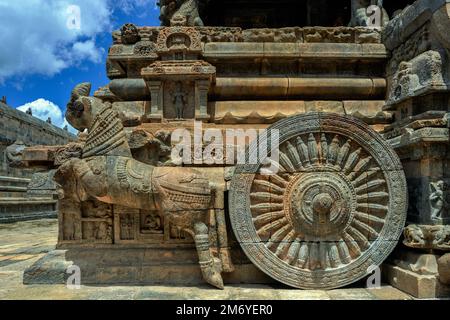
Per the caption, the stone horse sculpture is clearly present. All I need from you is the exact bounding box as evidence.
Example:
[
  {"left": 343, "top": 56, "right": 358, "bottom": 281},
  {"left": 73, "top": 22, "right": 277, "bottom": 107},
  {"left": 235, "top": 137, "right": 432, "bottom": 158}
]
[{"left": 56, "top": 82, "right": 234, "bottom": 289}]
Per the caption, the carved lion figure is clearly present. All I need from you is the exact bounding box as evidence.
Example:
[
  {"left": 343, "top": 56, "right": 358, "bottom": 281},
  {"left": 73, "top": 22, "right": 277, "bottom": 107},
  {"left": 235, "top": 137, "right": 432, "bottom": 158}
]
[
  {"left": 404, "top": 224, "right": 425, "bottom": 246},
  {"left": 159, "top": 0, "right": 204, "bottom": 26}
]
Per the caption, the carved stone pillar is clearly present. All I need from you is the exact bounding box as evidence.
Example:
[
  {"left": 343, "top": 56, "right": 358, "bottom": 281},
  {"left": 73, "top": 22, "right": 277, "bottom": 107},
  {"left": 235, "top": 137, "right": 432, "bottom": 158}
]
[
  {"left": 146, "top": 81, "right": 163, "bottom": 122},
  {"left": 195, "top": 80, "right": 211, "bottom": 121},
  {"left": 382, "top": 0, "right": 450, "bottom": 298},
  {"left": 142, "top": 61, "right": 215, "bottom": 122}
]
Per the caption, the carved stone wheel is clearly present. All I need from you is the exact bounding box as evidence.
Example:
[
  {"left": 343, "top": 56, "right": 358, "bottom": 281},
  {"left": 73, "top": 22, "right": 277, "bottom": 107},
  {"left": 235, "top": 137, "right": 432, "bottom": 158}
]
[{"left": 229, "top": 113, "right": 407, "bottom": 289}]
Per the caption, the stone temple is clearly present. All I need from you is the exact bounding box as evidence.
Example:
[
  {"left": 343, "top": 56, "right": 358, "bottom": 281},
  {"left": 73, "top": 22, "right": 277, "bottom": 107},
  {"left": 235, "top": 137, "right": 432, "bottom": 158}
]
[
  {"left": 0, "top": 99, "right": 76, "bottom": 223},
  {"left": 9, "top": 0, "right": 450, "bottom": 298}
]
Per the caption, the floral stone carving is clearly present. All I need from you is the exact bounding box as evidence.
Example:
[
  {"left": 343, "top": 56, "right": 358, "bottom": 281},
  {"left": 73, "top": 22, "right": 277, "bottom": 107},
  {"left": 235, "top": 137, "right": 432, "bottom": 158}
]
[{"left": 229, "top": 113, "right": 408, "bottom": 289}]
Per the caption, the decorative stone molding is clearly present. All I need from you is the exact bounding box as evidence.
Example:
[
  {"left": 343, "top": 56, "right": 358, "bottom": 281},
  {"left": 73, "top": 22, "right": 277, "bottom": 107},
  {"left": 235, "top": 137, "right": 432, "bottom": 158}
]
[
  {"left": 142, "top": 60, "right": 215, "bottom": 122},
  {"left": 111, "top": 26, "right": 383, "bottom": 47},
  {"left": 404, "top": 224, "right": 450, "bottom": 251},
  {"left": 156, "top": 25, "right": 202, "bottom": 60},
  {"left": 387, "top": 50, "right": 448, "bottom": 105}
]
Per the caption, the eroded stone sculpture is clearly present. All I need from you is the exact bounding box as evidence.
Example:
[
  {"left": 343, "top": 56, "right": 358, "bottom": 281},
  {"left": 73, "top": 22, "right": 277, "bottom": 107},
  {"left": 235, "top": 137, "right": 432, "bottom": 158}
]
[
  {"left": 5, "top": 140, "right": 27, "bottom": 168},
  {"left": 159, "top": 0, "right": 204, "bottom": 26},
  {"left": 55, "top": 82, "right": 234, "bottom": 288},
  {"left": 404, "top": 224, "right": 450, "bottom": 250}
]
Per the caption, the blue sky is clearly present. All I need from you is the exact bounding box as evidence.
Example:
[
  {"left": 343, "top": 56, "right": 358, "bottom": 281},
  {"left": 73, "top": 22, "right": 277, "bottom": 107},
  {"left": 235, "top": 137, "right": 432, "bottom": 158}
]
[{"left": 0, "top": 0, "right": 160, "bottom": 132}]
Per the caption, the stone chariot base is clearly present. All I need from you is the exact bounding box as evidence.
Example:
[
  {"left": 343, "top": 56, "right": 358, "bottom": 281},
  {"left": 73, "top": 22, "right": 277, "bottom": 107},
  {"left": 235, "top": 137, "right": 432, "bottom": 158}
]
[{"left": 23, "top": 246, "right": 273, "bottom": 286}]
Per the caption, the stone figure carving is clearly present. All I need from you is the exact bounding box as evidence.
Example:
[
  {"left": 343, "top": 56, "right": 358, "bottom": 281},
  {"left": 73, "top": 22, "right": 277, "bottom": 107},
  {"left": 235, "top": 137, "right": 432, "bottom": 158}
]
[
  {"left": 349, "top": 0, "right": 389, "bottom": 27},
  {"left": 120, "top": 214, "right": 134, "bottom": 240},
  {"left": 55, "top": 142, "right": 84, "bottom": 166},
  {"left": 433, "top": 225, "right": 450, "bottom": 246},
  {"left": 173, "top": 82, "right": 187, "bottom": 119},
  {"left": 63, "top": 212, "right": 80, "bottom": 241},
  {"left": 404, "top": 224, "right": 426, "bottom": 246},
  {"left": 56, "top": 82, "right": 233, "bottom": 289},
  {"left": 159, "top": 0, "right": 204, "bottom": 26},
  {"left": 142, "top": 212, "right": 162, "bottom": 233},
  {"left": 5, "top": 140, "right": 26, "bottom": 168},
  {"left": 129, "top": 129, "right": 172, "bottom": 166},
  {"left": 388, "top": 51, "right": 445, "bottom": 104},
  {"left": 430, "top": 181, "right": 447, "bottom": 220},
  {"left": 120, "top": 23, "right": 140, "bottom": 44},
  {"left": 404, "top": 224, "right": 450, "bottom": 250}
]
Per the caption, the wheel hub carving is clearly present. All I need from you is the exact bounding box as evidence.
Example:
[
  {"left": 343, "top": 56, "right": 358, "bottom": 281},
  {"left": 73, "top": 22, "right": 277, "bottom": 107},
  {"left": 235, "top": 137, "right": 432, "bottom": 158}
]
[
  {"left": 229, "top": 113, "right": 407, "bottom": 289},
  {"left": 285, "top": 170, "right": 356, "bottom": 240}
]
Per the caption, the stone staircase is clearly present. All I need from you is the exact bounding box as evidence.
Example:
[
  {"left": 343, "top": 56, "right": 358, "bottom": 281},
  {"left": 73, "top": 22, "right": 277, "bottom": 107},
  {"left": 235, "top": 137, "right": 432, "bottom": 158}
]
[{"left": 0, "top": 175, "right": 57, "bottom": 223}]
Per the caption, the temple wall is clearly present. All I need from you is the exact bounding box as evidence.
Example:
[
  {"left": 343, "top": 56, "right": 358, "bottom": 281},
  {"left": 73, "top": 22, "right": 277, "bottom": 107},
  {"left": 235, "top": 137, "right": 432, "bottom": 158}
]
[{"left": 0, "top": 101, "right": 76, "bottom": 177}]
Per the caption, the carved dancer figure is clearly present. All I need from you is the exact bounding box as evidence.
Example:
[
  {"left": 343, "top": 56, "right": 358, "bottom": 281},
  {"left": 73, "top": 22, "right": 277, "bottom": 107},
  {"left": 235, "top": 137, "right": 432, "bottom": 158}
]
[
  {"left": 55, "top": 83, "right": 233, "bottom": 289},
  {"left": 430, "top": 181, "right": 447, "bottom": 219},
  {"left": 173, "top": 82, "right": 186, "bottom": 119},
  {"left": 349, "top": 0, "right": 389, "bottom": 27}
]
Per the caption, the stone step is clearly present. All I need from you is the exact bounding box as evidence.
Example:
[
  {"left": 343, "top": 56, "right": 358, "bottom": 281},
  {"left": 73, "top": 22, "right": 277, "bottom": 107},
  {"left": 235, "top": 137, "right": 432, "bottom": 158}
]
[
  {"left": 0, "top": 185, "right": 28, "bottom": 192},
  {"left": 0, "top": 192, "right": 28, "bottom": 199},
  {"left": 0, "top": 197, "right": 56, "bottom": 204},
  {"left": 0, "top": 176, "right": 30, "bottom": 188},
  {"left": 0, "top": 197, "right": 58, "bottom": 223},
  {"left": 0, "top": 176, "right": 30, "bottom": 197},
  {"left": 24, "top": 249, "right": 273, "bottom": 286}
]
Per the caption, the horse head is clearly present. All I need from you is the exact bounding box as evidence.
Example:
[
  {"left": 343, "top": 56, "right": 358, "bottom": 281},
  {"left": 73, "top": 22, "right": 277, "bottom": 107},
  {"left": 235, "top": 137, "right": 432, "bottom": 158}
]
[{"left": 66, "top": 82, "right": 105, "bottom": 132}]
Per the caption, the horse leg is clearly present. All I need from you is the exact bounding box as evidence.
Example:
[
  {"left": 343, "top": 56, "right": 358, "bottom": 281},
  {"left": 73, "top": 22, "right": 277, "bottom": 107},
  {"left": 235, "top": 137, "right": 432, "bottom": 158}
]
[
  {"left": 215, "top": 208, "right": 235, "bottom": 273},
  {"left": 189, "top": 221, "right": 224, "bottom": 289},
  {"left": 211, "top": 185, "right": 234, "bottom": 273}
]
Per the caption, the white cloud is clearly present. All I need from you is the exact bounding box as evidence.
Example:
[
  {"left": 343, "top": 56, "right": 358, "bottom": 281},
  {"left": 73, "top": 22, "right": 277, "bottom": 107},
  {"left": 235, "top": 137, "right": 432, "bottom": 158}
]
[
  {"left": 0, "top": 0, "right": 160, "bottom": 83},
  {"left": 0, "top": 0, "right": 112, "bottom": 83},
  {"left": 71, "top": 40, "right": 104, "bottom": 64},
  {"left": 115, "top": 0, "right": 158, "bottom": 14},
  {"left": 17, "top": 99, "right": 77, "bottom": 134}
]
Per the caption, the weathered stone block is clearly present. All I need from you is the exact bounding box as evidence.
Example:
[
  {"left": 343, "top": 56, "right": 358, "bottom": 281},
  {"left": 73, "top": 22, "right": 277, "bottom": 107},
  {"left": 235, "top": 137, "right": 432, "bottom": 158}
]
[{"left": 438, "top": 254, "right": 450, "bottom": 284}]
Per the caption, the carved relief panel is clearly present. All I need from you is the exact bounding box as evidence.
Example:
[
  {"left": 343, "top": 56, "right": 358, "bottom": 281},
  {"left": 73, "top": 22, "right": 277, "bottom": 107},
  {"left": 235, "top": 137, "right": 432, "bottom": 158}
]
[
  {"left": 113, "top": 205, "right": 192, "bottom": 244},
  {"left": 80, "top": 200, "right": 113, "bottom": 243},
  {"left": 163, "top": 80, "right": 195, "bottom": 119},
  {"left": 60, "top": 199, "right": 113, "bottom": 245}
]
